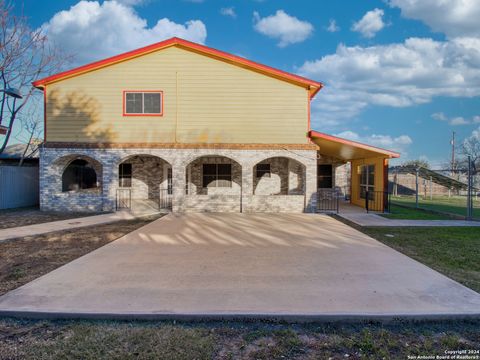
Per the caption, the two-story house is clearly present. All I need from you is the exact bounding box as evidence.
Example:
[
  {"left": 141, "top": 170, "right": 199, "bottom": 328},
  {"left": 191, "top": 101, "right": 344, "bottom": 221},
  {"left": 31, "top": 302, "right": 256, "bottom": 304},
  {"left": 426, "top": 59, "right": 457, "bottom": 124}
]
[{"left": 33, "top": 38, "right": 399, "bottom": 214}]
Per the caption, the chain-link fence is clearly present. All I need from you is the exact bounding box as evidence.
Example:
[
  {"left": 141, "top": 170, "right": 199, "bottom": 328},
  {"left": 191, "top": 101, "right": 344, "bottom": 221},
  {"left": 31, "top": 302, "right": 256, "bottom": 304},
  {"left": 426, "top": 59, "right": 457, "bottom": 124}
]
[{"left": 389, "top": 161, "right": 479, "bottom": 220}]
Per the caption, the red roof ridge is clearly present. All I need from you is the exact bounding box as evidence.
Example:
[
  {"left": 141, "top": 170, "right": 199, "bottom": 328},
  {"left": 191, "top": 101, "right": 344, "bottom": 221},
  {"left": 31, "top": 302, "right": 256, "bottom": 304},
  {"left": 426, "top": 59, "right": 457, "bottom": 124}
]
[{"left": 33, "top": 37, "right": 323, "bottom": 97}]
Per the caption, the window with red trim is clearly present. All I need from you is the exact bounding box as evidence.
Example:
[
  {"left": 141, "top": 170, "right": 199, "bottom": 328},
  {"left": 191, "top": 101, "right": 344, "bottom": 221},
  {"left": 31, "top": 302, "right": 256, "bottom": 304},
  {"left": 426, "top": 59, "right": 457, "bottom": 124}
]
[{"left": 124, "top": 91, "right": 163, "bottom": 115}]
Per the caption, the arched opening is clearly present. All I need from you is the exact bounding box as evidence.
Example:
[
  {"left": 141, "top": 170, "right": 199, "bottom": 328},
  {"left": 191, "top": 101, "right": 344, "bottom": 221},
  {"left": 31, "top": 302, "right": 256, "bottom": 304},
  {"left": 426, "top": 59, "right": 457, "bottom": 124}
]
[
  {"left": 184, "top": 155, "right": 242, "bottom": 212},
  {"left": 62, "top": 159, "right": 99, "bottom": 192},
  {"left": 253, "top": 157, "right": 305, "bottom": 195},
  {"left": 117, "top": 154, "right": 172, "bottom": 212},
  {"left": 47, "top": 154, "right": 104, "bottom": 212},
  {"left": 186, "top": 155, "right": 242, "bottom": 195}
]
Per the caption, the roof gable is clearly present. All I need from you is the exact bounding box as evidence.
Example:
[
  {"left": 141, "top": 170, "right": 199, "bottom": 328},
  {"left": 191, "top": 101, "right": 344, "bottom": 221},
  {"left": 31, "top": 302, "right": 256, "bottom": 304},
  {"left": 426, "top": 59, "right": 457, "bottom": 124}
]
[{"left": 33, "top": 37, "right": 322, "bottom": 98}]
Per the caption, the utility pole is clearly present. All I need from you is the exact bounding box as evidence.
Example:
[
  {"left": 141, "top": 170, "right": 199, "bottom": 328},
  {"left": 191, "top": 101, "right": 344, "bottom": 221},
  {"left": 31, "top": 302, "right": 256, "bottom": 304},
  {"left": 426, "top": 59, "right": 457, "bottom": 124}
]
[{"left": 450, "top": 131, "right": 456, "bottom": 178}]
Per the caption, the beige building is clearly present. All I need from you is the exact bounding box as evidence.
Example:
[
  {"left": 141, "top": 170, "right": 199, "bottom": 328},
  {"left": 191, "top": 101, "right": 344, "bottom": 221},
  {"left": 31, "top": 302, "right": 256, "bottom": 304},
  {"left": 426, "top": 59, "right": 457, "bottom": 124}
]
[{"left": 34, "top": 38, "right": 399, "bottom": 213}]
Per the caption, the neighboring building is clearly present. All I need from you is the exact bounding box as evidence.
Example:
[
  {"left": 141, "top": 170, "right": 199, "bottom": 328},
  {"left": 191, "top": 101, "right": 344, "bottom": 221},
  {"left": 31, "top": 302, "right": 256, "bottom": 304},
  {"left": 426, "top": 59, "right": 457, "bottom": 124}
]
[
  {"left": 0, "top": 143, "right": 39, "bottom": 166},
  {"left": 0, "top": 144, "right": 39, "bottom": 209},
  {"left": 32, "top": 37, "right": 398, "bottom": 213}
]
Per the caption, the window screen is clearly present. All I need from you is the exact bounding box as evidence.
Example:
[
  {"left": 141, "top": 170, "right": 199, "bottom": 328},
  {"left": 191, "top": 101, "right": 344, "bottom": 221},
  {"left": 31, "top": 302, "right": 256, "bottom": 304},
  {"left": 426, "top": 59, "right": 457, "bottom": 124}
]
[
  {"left": 317, "top": 164, "right": 333, "bottom": 188},
  {"left": 359, "top": 164, "right": 375, "bottom": 199},
  {"left": 62, "top": 159, "right": 98, "bottom": 192},
  {"left": 143, "top": 93, "right": 161, "bottom": 113},
  {"left": 125, "top": 92, "right": 162, "bottom": 114},
  {"left": 202, "top": 164, "right": 232, "bottom": 188}
]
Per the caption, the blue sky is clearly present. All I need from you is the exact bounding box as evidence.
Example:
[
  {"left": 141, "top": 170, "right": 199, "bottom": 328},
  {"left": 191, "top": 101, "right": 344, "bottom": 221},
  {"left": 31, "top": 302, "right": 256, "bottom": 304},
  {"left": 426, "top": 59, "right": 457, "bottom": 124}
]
[{"left": 14, "top": 0, "right": 480, "bottom": 165}]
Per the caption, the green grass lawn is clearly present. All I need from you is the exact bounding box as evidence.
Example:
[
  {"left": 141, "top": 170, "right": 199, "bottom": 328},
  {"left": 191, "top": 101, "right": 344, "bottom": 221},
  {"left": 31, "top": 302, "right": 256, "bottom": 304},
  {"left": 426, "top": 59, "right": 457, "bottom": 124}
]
[
  {"left": 362, "top": 226, "right": 480, "bottom": 293},
  {"left": 380, "top": 204, "right": 454, "bottom": 220},
  {"left": 391, "top": 195, "right": 480, "bottom": 219}
]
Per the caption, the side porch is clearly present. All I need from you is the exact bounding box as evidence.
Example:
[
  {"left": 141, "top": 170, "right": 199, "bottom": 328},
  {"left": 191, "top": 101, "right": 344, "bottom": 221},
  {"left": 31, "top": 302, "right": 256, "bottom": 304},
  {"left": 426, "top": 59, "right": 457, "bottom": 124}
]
[{"left": 310, "top": 130, "right": 400, "bottom": 213}]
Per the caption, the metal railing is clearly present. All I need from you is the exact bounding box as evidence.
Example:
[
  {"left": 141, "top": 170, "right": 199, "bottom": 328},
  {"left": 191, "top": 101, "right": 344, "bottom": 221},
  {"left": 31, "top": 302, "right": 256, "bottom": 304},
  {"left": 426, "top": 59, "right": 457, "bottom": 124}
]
[
  {"left": 159, "top": 188, "right": 173, "bottom": 211},
  {"left": 365, "top": 191, "right": 390, "bottom": 213},
  {"left": 317, "top": 189, "right": 339, "bottom": 213},
  {"left": 116, "top": 188, "right": 131, "bottom": 210}
]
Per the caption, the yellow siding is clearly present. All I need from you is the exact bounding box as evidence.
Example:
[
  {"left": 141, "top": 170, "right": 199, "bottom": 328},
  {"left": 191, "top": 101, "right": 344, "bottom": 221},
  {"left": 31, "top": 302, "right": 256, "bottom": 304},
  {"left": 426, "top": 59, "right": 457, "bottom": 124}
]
[
  {"left": 350, "top": 157, "right": 387, "bottom": 208},
  {"left": 46, "top": 46, "right": 309, "bottom": 144}
]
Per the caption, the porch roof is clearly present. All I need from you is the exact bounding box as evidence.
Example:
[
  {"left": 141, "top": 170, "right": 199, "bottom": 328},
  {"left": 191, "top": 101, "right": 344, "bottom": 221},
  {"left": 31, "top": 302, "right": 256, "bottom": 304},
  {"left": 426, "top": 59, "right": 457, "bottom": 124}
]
[{"left": 309, "top": 130, "right": 400, "bottom": 161}]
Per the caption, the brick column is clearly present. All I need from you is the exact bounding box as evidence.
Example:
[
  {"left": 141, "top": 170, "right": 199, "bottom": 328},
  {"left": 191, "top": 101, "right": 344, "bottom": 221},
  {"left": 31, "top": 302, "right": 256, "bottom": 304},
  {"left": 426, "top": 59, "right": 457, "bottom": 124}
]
[
  {"left": 172, "top": 163, "right": 186, "bottom": 212},
  {"left": 241, "top": 162, "right": 253, "bottom": 212},
  {"left": 305, "top": 156, "right": 318, "bottom": 213},
  {"left": 102, "top": 154, "right": 117, "bottom": 212}
]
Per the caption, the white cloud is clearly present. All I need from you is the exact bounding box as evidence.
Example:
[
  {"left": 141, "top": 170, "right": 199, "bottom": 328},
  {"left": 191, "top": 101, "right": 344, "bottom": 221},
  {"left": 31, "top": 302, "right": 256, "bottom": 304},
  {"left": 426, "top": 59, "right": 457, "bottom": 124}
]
[
  {"left": 326, "top": 19, "right": 340, "bottom": 33},
  {"left": 41, "top": 0, "right": 207, "bottom": 65},
  {"left": 253, "top": 10, "right": 313, "bottom": 47},
  {"left": 220, "top": 7, "right": 236, "bottom": 18},
  {"left": 432, "top": 113, "right": 480, "bottom": 126},
  {"left": 389, "top": 0, "right": 480, "bottom": 38},
  {"left": 299, "top": 37, "right": 480, "bottom": 126},
  {"left": 450, "top": 117, "right": 469, "bottom": 126},
  {"left": 432, "top": 112, "right": 447, "bottom": 121},
  {"left": 335, "top": 130, "right": 412, "bottom": 153},
  {"left": 351, "top": 8, "right": 385, "bottom": 38}
]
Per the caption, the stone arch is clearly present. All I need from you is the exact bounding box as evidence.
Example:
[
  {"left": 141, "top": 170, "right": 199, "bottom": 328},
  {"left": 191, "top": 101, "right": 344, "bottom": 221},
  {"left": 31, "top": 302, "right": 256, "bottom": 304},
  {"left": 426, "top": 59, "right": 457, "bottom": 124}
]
[
  {"left": 185, "top": 154, "right": 242, "bottom": 195},
  {"left": 252, "top": 156, "right": 306, "bottom": 195},
  {"left": 52, "top": 154, "right": 103, "bottom": 194},
  {"left": 117, "top": 154, "right": 172, "bottom": 202}
]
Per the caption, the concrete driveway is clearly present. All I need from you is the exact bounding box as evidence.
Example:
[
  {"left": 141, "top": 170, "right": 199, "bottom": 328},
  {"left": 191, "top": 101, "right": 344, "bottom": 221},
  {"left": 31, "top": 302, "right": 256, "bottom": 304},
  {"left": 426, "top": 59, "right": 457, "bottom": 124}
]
[{"left": 0, "top": 213, "right": 479, "bottom": 320}]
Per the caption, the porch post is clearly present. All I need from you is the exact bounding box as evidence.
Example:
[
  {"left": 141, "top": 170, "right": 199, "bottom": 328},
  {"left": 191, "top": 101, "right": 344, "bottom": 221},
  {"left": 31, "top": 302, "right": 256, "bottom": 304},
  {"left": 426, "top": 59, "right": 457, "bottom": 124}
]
[
  {"left": 172, "top": 163, "right": 186, "bottom": 212},
  {"left": 102, "top": 158, "right": 117, "bottom": 212},
  {"left": 305, "top": 158, "right": 317, "bottom": 213},
  {"left": 241, "top": 162, "right": 253, "bottom": 212}
]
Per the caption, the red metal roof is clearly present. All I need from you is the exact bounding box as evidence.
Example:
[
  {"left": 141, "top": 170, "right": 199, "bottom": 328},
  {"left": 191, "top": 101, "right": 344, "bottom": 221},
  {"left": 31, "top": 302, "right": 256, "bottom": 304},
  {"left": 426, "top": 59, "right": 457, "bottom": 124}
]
[{"left": 33, "top": 37, "right": 323, "bottom": 97}]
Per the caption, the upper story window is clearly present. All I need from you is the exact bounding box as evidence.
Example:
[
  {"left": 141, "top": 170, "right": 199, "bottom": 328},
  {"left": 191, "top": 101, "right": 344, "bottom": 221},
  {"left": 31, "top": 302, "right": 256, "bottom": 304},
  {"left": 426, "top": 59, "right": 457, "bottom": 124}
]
[{"left": 123, "top": 91, "right": 163, "bottom": 116}]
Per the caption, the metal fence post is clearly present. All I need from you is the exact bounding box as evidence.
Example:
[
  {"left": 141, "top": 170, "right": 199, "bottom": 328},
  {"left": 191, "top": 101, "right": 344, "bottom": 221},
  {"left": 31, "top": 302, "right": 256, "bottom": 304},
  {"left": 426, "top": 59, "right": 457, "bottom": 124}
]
[
  {"left": 415, "top": 168, "right": 419, "bottom": 208},
  {"left": 365, "top": 191, "right": 369, "bottom": 213},
  {"left": 467, "top": 156, "right": 472, "bottom": 220}
]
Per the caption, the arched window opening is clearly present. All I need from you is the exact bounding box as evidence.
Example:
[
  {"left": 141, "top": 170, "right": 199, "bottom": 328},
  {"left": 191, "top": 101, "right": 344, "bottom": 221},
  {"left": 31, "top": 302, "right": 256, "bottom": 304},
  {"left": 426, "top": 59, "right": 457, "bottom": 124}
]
[{"left": 62, "top": 159, "right": 98, "bottom": 192}]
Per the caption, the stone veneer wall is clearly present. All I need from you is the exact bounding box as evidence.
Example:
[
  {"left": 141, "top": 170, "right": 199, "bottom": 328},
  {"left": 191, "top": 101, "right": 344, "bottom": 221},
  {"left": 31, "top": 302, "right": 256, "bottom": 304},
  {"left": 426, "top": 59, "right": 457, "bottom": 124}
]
[
  {"left": 120, "top": 155, "right": 168, "bottom": 200},
  {"left": 39, "top": 147, "right": 318, "bottom": 213}
]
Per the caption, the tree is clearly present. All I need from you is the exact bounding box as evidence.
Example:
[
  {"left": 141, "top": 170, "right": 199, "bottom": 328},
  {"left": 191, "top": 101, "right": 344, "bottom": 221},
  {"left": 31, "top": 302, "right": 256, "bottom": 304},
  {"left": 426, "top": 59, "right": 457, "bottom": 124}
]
[
  {"left": 401, "top": 159, "right": 430, "bottom": 169},
  {"left": 14, "top": 95, "right": 42, "bottom": 166},
  {"left": 460, "top": 129, "right": 480, "bottom": 175},
  {"left": 0, "top": 1, "right": 68, "bottom": 155}
]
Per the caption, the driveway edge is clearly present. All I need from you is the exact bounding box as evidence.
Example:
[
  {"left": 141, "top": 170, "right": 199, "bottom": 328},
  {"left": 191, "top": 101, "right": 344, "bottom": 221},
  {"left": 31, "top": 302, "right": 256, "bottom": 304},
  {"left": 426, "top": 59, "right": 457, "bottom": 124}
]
[{"left": 1, "top": 310, "right": 479, "bottom": 324}]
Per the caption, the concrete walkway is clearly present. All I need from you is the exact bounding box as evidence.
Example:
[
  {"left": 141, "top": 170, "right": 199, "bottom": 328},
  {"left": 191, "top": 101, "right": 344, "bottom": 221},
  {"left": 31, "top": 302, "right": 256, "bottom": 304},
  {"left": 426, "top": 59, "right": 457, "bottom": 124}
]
[
  {"left": 0, "top": 211, "right": 142, "bottom": 242},
  {"left": 0, "top": 213, "right": 479, "bottom": 321},
  {"left": 338, "top": 212, "right": 480, "bottom": 227}
]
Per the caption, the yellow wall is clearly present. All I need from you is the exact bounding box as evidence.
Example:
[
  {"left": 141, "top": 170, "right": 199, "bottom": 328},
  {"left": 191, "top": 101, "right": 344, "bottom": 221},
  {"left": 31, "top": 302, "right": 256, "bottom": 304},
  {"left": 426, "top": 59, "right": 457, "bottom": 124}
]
[
  {"left": 46, "top": 46, "right": 309, "bottom": 144},
  {"left": 350, "top": 157, "right": 387, "bottom": 209}
]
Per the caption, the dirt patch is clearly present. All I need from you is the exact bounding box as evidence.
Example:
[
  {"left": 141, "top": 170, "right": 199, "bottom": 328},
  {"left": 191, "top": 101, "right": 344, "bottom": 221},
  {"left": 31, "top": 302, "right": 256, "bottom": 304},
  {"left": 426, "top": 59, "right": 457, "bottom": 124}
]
[
  {"left": 0, "top": 215, "right": 162, "bottom": 296},
  {"left": 0, "top": 207, "right": 104, "bottom": 230}
]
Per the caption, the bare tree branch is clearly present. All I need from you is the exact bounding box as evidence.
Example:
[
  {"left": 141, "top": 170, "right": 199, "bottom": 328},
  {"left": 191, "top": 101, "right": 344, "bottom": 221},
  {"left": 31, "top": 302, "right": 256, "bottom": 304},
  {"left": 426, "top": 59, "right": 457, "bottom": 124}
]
[{"left": 0, "top": 0, "right": 70, "bottom": 156}]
